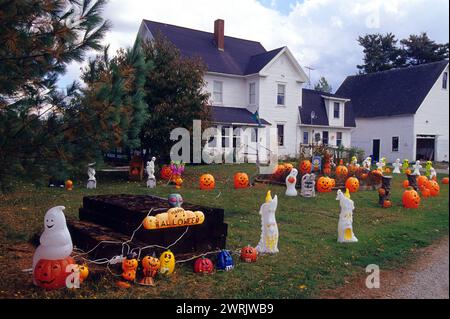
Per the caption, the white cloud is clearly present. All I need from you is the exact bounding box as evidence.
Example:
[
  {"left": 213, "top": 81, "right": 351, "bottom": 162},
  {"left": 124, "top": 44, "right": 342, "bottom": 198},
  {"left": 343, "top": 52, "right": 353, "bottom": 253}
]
[{"left": 58, "top": 0, "right": 449, "bottom": 91}]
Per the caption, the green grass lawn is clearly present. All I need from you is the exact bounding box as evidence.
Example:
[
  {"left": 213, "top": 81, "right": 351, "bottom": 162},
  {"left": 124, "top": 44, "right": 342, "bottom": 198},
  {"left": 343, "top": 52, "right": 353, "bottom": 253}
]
[{"left": 0, "top": 164, "right": 448, "bottom": 299}]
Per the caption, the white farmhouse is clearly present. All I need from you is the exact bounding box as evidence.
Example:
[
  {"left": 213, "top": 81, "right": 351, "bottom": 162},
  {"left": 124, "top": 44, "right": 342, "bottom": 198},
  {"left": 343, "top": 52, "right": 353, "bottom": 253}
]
[
  {"left": 337, "top": 61, "right": 449, "bottom": 163},
  {"left": 137, "top": 19, "right": 355, "bottom": 161}
]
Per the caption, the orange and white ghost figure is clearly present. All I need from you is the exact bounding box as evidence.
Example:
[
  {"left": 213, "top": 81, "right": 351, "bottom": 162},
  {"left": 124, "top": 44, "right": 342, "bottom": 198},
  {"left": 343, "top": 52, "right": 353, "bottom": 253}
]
[
  {"left": 336, "top": 189, "right": 358, "bottom": 243},
  {"left": 256, "top": 191, "right": 279, "bottom": 254}
]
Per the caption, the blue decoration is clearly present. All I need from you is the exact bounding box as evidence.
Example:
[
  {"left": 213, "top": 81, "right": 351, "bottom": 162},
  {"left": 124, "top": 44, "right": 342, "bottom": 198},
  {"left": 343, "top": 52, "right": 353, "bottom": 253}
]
[
  {"left": 216, "top": 250, "right": 234, "bottom": 271},
  {"left": 168, "top": 193, "right": 183, "bottom": 208},
  {"left": 311, "top": 156, "right": 322, "bottom": 173}
]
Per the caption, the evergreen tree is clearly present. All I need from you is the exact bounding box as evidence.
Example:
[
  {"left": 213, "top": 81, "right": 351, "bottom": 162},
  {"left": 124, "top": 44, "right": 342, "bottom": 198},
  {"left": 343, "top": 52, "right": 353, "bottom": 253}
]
[
  {"left": 140, "top": 35, "right": 211, "bottom": 162},
  {"left": 314, "top": 76, "right": 332, "bottom": 93},
  {"left": 400, "top": 32, "right": 449, "bottom": 66}
]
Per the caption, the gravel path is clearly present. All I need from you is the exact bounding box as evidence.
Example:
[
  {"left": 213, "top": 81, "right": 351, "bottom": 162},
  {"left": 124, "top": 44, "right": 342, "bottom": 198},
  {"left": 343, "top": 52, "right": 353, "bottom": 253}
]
[{"left": 321, "top": 236, "right": 449, "bottom": 299}]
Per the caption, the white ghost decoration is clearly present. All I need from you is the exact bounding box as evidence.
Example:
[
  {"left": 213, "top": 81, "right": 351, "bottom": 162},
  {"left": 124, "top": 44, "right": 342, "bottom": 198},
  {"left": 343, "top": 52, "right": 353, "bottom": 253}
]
[
  {"left": 146, "top": 157, "right": 156, "bottom": 188},
  {"left": 32, "top": 206, "right": 73, "bottom": 271},
  {"left": 430, "top": 167, "right": 437, "bottom": 180},
  {"left": 392, "top": 158, "right": 401, "bottom": 174},
  {"left": 413, "top": 160, "right": 422, "bottom": 175},
  {"left": 285, "top": 168, "right": 298, "bottom": 196},
  {"left": 336, "top": 189, "right": 358, "bottom": 243},
  {"left": 256, "top": 191, "right": 279, "bottom": 254},
  {"left": 87, "top": 163, "right": 97, "bottom": 189}
]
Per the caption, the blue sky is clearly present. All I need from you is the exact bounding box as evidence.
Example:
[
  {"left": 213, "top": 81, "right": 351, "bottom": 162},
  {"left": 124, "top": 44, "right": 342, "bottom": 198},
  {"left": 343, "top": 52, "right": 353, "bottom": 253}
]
[{"left": 58, "top": 0, "right": 449, "bottom": 92}]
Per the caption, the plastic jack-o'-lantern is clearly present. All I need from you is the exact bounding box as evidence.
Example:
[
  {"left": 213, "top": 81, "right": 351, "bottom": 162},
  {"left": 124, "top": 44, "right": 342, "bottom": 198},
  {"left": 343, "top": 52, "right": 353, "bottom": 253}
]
[
  {"left": 160, "top": 165, "right": 173, "bottom": 180},
  {"left": 199, "top": 174, "right": 215, "bottom": 190},
  {"left": 193, "top": 257, "right": 214, "bottom": 274},
  {"left": 442, "top": 177, "right": 449, "bottom": 184},
  {"left": 345, "top": 177, "right": 360, "bottom": 193},
  {"left": 402, "top": 188, "right": 421, "bottom": 209},
  {"left": 216, "top": 250, "right": 234, "bottom": 271},
  {"left": 34, "top": 256, "right": 75, "bottom": 290},
  {"left": 284, "top": 163, "right": 294, "bottom": 172},
  {"left": 273, "top": 164, "right": 286, "bottom": 179},
  {"left": 402, "top": 180, "right": 410, "bottom": 189},
  {"left": 122, "top": 269, "right": 136, "bottom": 282},
  {"left": 426, "top": 180, "right": 440, "bottom": 197},
  {"left": 421, "top": 188, "right": 431, "bottom": 199},
  {"left": 336, "top": 164, "right": 348, "bottom": 178},
  {"left": 65, "top": 180, "right": 73, "bottom": 191},
  {"left": 382, "top": 200, "right": 392, "bottom": 208},
  {"left": 234, "top": 172, "right": 249, "bottom": 189},
  {"left": 417, "top": 176, "right": 428, "bottom": 188},
  {"left": 142, "top": 255, "right": 160, "bottom": 278},
  {"left": 316, "top": 176, "right": 333, "bottom": 193},
  {"left": 240, "top": 245, "right": 258, "bottom": 263},
  {"left": 299, "top": 160, "right": 312, "bottom": 175},
  {"left": 378, "top": 188, "right": 386, "bottom": 196},
  {"left": 143, "top": 216, "right": 157, "bottom": 230},
  {"left": 159, "top": 250, "right": 175, "bottom": 275},
  {"left": 122, "top": 254, "right": 138, "bottom": 272}
]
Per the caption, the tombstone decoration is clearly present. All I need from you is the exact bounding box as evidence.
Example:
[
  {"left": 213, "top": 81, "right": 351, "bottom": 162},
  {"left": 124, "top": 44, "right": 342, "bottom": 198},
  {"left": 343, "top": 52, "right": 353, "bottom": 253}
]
[
  {"left": 86, "top": 163, "right": 97, "bottom": 189},
  {"left": 285, "top": 168, "right": 298, "bottom": 196},
  {"left": 336, "top": 189, "right": 358, "bottom": 243},
  {"left": 412, "top": 160, "right": 422, "bottom": 176},
  {"left": 378, "top": 176, "right": 392, "bottom": 208},
  {"left": 300, "top": 173, "right": 316, "bottom": 198},
  {"left": 146, "top": 157, "right": 156, "bottom": 188},
  {"left": 392, "top": 158, "right": 402, "bottom": 174},
  {"left": 407, "top": 174, "right": 419, "bottom": 191},
  {"left": 168, "top": 193, "right": 183, "bottom": 208},
  {"left": 311, "top": 156, "right": 322, "bottom": 174}
]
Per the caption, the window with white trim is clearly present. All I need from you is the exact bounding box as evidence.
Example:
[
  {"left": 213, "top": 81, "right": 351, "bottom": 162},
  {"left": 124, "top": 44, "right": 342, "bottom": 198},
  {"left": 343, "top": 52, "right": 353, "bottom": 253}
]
[
  {"left": 336, "top": 132, "right": 343, "bottom": 146},
  {"left": 277, "top": 84, "right": 285, "bottom": 106},
  {"left": 333, "top": 102, "right": 340, "bottom": 118},
  {"left": 392, "top": 136, "right": 399, "bottom": 152},
  {"left": 222, "top": 126, "right": 231, "bottom": 148},
  {"left": 277, "top": 124, "right": 284, "bottom": 146},
  {"left": 249, "top": 82, "right": 256, "bottom": 105},
  {"left": 213, "top": 81, "right": 223, "bottom": 103}
]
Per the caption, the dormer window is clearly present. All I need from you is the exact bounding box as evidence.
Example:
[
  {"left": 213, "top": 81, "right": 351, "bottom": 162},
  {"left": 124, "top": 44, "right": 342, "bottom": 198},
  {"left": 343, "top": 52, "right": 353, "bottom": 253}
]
[
  {"left": 213, "top": 81, "right": 223, "bottom": 103},
  {"left": 333, "top": 102, "right": 340, "bottom": 118},
  {"left": 443, "top": 72, "right": 448, "bottom": 90}
]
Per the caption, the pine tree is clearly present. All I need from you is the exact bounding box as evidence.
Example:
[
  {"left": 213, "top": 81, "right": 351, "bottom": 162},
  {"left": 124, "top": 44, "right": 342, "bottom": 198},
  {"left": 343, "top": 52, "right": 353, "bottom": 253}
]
[
  {"left": 314, "top": 76, "right": 332, "bottom": 93},
  {"left": 400, "top": 32, "right": 449, "bottom": 66}
]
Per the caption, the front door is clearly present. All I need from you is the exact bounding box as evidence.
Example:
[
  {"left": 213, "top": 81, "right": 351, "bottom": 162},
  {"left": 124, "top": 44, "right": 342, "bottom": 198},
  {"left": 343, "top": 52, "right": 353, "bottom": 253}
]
[{"left": 372, "top": 139, "right": 380, "bottom": 162}]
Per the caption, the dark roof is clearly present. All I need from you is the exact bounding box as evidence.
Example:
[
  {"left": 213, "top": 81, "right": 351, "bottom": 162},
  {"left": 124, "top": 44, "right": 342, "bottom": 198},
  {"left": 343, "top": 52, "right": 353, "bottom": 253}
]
[
  {"left": 143, "top": 20, "right": 282, "bottom": 76},
  {"left": 300, "top": 89, "right": 356, "bottom": 127},
  {"left": 336, "top": 60, "right": 449, "bottom": 118},
  {"left": 211, "top": 106, "right": 270, "bottom": 126}
]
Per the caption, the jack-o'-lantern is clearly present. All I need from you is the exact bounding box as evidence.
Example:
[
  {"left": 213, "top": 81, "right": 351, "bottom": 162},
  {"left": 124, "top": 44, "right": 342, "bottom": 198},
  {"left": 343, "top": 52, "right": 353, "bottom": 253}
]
[
  {"left": 384, "top": 167, "right": 391, "bottom": 174},
  {"left": 159, "top": 250, "right": 175, "bottom": 275},
  {"left": 284, "top": 163, "right": 294, "bottom": 172},
  {"left": 403, "top": 180, "right": 409, "bottom": 189},
  {"left": 442, "top": 177, "right": 449, "bottom": 184},
  {"left": 172, "top": 209, "right": 187, "bottom": 226},
  {"left": 240, "top": 245, "right": 258, "bottom": 263},
  {"left": 122, "top": 269, "right": 136, "bottom": 282},
  {"left": 34, "top": 257, "right": 75, "bottom": 290},
  {"left": 330, "top": 178, "right": 336, "bottom": 188},
  {"left": 199, "top": 174, "right": 215, "bottom": 190},
  {"left": 378, "top": 188, "right": 386, "bottom": 196},
  {"left": 142, "top": 255, "right": 160, "bottom": 277},
  {"left": 345, "top": 177, "right": 359, "bottom": 193},
  {"left": 402, "top": 188, "right": 421, "bottom": 209},
  {"left": 143, "top": 216, "right": 157, "bottom": 230},
  {"left": 421, "top": 188, "right": 431, "bottom": 199},
  {"left": 234, "top": 172, "right": 249, "bottom": 189},
  {"left": 316, "top": 176, "right": 333, "bottom": 193},
  {"left": 74, "top": 264, "right": 89, "bottom": 282},
  {"left": 426, "top": 180, "right": 440, "bottom": 197},
  {"left": 160, "top": 165, "right": 172, "bottom": 180},
  {"left": 405, "top": 169, "right": 412, "bottom": 175},
  {"left": 65, "top": 180, "right": 73, "bottom": 191},
  {"left": 193, "top": 257, "right": 214, "bottom": 274},
  {"left": 155, "top": 213, "right": 168, "bottom": 228},
  {"left": 299, "top": 160, "right": 312, "bottom": 175},
  {"left": 336, "top": 165, "right": 348, "bottom": 178},
  {"left": 122, "top": 255, "right": 138, "bottom": 271},
  {"left": 184, "top": 210, "right": 196, "bottom": 224},
  {"left": 194, "top": 211, "right": 205, "bottom": 224},
  {"left": 167, "top": 207, "right": 184, "bottom": 225},
  {"left": 383, "top": 200, "right": 392, "bottom": 208},
  {"left": 417, "top": 176, "right": 428, "bottom": 188},
  {"left": 273, "top": 164, "right": 286, "bottom": 179},
  {"left": 360, "top": 173, "right": 368, "bottom": 180}
]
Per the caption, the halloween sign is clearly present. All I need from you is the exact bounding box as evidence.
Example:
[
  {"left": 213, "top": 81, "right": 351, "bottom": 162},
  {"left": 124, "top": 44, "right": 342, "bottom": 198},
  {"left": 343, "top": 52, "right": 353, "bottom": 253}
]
[{"left": 143, "top": 208, "right": 205, "bottom": 230}]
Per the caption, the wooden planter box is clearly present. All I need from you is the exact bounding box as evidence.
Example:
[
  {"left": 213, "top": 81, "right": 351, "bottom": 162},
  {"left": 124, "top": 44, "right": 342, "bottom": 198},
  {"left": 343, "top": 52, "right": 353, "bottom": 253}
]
[{"left": 69, "top": 194, "right": 227, "bottom": 258}]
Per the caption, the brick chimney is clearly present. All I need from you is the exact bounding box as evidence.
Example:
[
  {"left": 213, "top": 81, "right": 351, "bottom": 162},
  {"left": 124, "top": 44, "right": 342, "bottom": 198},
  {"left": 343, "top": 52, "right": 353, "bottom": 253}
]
[{"left": 214, "top": 19, "right": 225, "bottom": 51}]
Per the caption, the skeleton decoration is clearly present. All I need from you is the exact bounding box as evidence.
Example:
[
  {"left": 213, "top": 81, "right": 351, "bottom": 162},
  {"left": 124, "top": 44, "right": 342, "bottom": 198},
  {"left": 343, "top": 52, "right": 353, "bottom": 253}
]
[
  {"left": 86, "top": 162, "right": 97, "bottom": 189},
  {"left": 412, "top": 160, "right": 422, "bottom": 175},
  {"left": 300, "top": 173, "right": 316, "bottom": 198},
  {"left": 392, "top": 158, "right": 402, "bottom": 174},
  {"left": 256, "top": 191, "right": 279, "bottom": 254},
  {"left": 146, "top": 157, "right": 156, "bottom": 188},
  {"left": 336, "top": 189, "right": 358, "bottom": 243}
]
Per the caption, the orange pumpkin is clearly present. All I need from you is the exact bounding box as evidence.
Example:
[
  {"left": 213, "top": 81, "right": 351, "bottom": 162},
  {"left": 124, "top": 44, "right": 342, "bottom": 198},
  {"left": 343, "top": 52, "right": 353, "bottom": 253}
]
[
  {"left": 402, "top": 188, "right": 421, "bottom": 209},
  {"left": 199, "top": 174, "right": 215, "bottom": 190},
  {"left": 336, "top": 165, "right": 348, "bottom": 177},
  {"left": 442, "top": 177, "right": 449, "bottom": 184},
  {"left": 360, "top": 173, "right": 368, "bottom": 180},
  {"left": 317, "top": 176, "right": 333, "bottom": 193},
  {"left": 122, "top": 269, "right": 136, "bottom": 282},
  {"left": 378, "top": 188, "right": 386, "bottom": 196},
  {"left": 383, "top": 200, "right": 392, "bottom": 208},
  {"left": 330, "top": 178, "right": 336, "bottom": 188},
  {"left": 234, "top": 172, "right": 249, "bottom": 189},
  {"left": 240, "top": 245, "right": 258, "bottom": 263},
  {"left": 323, "top": 167, "right": 331, "bottom": 176},
  {"left": 426, "top": 180, "right": 440, "bottom": 197},
  {"left": 299, "top": 160, "right": 312, "bottom": 175},
  {"left": 384, "top": 167, "right": 391, "bottom": 174},
  {"left": 160, "top": 165, "right": 172, "bottom": 180},
  {"left": 345, "top": 177, "right": 359, "bottom": 193},
  {"left": 421, "top": 188, "right": 431, "bottom": 199},
  {"left": 405, "top": 169, "right": 412, "bottom": 175},
  {"left": 65, "top": 180, "right": 73, "bottom": 191},
  {"left": 417, "top": 176, "right": 428, "bottom": 188},
  {"left": 284, "top": 163, "right": 294, "bottom": 172},
  {"left": 34, "top": 257, "right": 75, "bottom": 290},
  {"left": 402, "top": 180, "right": 409, "bottom": 189},
  {"left": 273, "top": 164, "right": 286, "bottom": 178},
  {"left": 142, "top": 255, "right": 160, "bottom": 278},
  {"left": 122, "top": 256, "right": 138, "bottom": 272}
]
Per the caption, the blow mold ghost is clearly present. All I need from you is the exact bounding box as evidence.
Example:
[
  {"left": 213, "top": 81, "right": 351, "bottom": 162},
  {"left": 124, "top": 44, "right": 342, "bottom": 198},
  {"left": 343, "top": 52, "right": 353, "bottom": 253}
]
[{"left": 32, "top": 206, "right": 73, "bottom": 276}]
